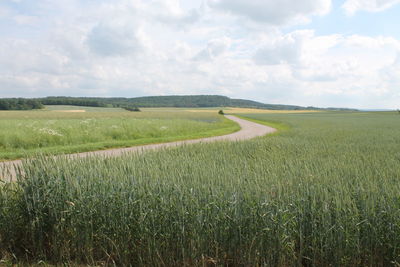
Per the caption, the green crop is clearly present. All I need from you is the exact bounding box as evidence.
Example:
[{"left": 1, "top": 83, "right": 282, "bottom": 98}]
[{"left": 1, "top": 111, "right": 400, "bottom": 266}]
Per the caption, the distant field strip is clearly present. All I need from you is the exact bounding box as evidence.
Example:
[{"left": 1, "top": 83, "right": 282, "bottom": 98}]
[
  {"left": 0, "top": 115, "right": 276, "bottom": 181},
  {"left": 53, "top": 110, "right": 86, "bottom": 113},
  {"left": 187, "top": 107, "right": 322, "bottom": 113}
]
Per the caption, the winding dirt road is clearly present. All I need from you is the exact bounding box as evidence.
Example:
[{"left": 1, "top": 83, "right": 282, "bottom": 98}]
[{"left": 0, "top": 115, "right": 276, "bottom": 181}]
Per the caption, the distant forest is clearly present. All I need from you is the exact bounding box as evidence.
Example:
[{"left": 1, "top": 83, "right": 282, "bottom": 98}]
[
  {"left": 0, "top": 95, "right": 357, "bottom": 111},
  {"left": 41, "top": 97, "right": 108, "bottom": 108},
  {"left": 0, "top": 98, "right": 43, "bottom": 110}
]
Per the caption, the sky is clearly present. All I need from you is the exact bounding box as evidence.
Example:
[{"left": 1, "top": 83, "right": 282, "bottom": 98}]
[{"left": 0, "top": 0, "right": 400, "bottom": 109}]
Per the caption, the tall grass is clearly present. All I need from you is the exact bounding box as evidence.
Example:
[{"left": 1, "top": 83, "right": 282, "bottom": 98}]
[
  {"left": 0, "top": 108, "right": 237, "bottom": 160},
  {"left": 1, "top": 111, "right": 400, "bottom": 265}
]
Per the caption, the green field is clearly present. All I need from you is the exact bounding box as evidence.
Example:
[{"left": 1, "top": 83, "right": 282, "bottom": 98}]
[
  {"left": 0, "top": 106, "right": 239, "bottom": 160},
  {"left": 1, "top": 111, "right": 400, "bottom": 266}
]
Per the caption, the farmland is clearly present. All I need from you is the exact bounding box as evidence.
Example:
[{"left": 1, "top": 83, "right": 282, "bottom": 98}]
[
  {"left": 0, "top": 106, "right": 238, "bottom": 160},
  {"left": 1, "top": 110, "right": 400, "bottom": 266}
]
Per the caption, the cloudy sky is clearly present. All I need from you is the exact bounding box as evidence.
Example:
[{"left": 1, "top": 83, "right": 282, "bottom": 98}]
[{"left": 0, "top": 0, "right": 399, "bottom": 108}]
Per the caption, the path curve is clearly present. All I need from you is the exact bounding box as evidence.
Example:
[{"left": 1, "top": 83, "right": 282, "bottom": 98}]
[{"left": 0, "top": 115, "right": 276, "bottom": 181}]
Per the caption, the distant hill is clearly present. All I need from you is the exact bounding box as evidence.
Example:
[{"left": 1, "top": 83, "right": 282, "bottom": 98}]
[
  {"left": 39, "top": 95, "right": 357, "bottom": 111},
  {"left": 0, "top": 95, "right": 357, "bottom": 111}
]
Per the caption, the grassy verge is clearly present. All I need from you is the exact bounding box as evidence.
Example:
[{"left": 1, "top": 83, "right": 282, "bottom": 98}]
[
  {"left": 0, "top": 110, "right": 239, "bottom": 161},
  {"left": 0, "top": 119, "right": 239, "bottom": 161}
]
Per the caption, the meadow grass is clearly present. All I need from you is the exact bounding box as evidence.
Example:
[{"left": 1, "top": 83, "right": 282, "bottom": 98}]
[
  {"left": 1, "top": 111, "right": 400, "bottom": 266},
  {"left": 0, "top": 107, "right": 238, "bottom": 160}
]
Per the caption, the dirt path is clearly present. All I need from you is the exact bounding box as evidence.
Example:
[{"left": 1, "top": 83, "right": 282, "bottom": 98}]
[{"left": 0, "top": 115, "right": 276, "bottom": 181}]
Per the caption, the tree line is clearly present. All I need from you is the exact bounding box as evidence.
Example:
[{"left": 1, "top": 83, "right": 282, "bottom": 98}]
[
  {"left": 0, "top": 98, "right": 43, "bottom": 110},
  {"left": 40, "top": 97, "right": 108, "bottom": 108}
]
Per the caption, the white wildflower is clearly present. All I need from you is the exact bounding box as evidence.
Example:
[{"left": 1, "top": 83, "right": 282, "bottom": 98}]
[
  {"left": 38, "top": 128, "right": 63, "bottom": 137},
  {"left": 80, "top": 119, "right": 93, "bottom": 124}
]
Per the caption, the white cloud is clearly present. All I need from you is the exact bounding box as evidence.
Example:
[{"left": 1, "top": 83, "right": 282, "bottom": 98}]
[
  {"left": 0, "top": 39, "right": 69, "bottom": 74},
  {"left": 254, "top": 30, "right": 313, "bottom": 65},
  {"left": 152, "top": 0, "right": 204, "bottom": 26},
  {"left": 208, "top": 0, "right": 331, "bottom": 25},
  {"left": 13, "top": 15, "right": 39, "bottom": 25},
  {"left": 245, "top": 30, "right": 400, "bottom": 108},
  {"left": 87, "top": 22, "right": 143, "bottom": 57},
  {"left": 0, "top": 0, "right": 400, "bottom": 108},
  {"left": 193, "top": 37, "right": 231, "bottom": 61},
  {"left": 342, "top": 0, "right": 400, "bottom": 15},
  {"left": 0, "top": 6, "right": 11, "bottom": 17}
]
